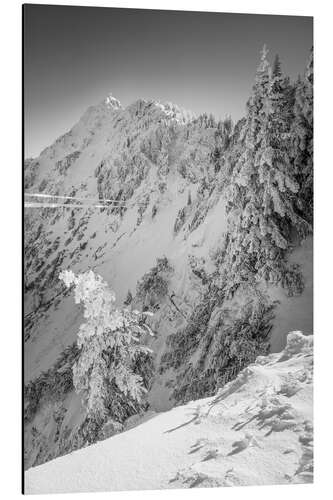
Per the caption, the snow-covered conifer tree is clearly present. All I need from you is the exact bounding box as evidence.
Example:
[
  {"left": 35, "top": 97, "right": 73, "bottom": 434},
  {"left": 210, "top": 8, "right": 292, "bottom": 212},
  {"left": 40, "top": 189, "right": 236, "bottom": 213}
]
[
  {"left": 222, "top": 45, "right": 272, "bottom": 290},
  {"left": 254, "top": 51, "right": 311, "bottom": 281},
  {"left": 291, "top": 47, "right": 313, "bottom": 224},
  {"left": 59, "top": 270, "right": 153, "bottom": 422},
  {"left": 222, "top": 46, "right": 308, "bottom": 293}
]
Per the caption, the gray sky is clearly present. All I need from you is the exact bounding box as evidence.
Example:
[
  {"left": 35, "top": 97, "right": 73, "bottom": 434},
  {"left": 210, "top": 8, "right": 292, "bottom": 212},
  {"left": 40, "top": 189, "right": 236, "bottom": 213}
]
[{"left": 24, "top": 6, "right": 313, "bottom": 158}]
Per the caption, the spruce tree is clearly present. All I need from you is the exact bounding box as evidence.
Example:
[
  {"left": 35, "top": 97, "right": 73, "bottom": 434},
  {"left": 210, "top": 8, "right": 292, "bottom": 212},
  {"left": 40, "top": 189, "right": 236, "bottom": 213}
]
[
  {"left": 255, "top": 51, "right": 309, "bottom": 280},
  {"left": 124, "top": 289, "right": 133, "bottom": 306},
  {"left": 223, "top": 45, "right": 272, "bottom": 292},
  {"left": 59, "top": 270, "right": 153, "bottom": 422},
  {"left": 222, "top": 46, "right": 306, "bottom": 295},
  {"left": 291, "top": 47, "right": 313, "bottom": 224}
]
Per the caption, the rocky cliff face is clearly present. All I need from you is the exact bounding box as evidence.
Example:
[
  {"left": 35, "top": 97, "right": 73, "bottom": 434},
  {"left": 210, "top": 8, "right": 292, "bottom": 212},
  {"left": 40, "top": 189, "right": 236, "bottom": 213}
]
[{"left": 24, "top": 95, "right": 312, "bottom": 470}]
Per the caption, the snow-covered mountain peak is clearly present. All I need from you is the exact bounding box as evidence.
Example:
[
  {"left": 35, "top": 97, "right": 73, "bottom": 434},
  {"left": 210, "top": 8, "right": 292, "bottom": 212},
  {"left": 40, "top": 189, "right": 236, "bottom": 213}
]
[{"left": 104, "top": 93, "right": 122, "bottom": 109}]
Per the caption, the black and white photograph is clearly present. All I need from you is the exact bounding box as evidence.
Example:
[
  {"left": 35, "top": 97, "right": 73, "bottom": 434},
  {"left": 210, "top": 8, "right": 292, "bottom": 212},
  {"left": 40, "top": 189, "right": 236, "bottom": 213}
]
[{"left": 23, "top": 4, "right": 313, "bottom": 494}]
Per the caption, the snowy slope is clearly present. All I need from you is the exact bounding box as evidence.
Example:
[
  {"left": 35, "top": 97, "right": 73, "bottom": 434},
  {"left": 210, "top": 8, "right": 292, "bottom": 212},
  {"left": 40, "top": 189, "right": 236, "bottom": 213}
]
[
  {"left": 268, "top": 237, "right": 313, "bottom": 352},
  {"left": 25, "top": 331, "right": 313, "bottom": 494}
]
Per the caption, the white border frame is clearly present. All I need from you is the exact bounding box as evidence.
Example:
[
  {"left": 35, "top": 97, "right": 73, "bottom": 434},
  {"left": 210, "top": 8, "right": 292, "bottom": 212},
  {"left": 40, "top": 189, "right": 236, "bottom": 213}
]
[{"left": 1, "top": 1, "right": 332, "bottom": 499}]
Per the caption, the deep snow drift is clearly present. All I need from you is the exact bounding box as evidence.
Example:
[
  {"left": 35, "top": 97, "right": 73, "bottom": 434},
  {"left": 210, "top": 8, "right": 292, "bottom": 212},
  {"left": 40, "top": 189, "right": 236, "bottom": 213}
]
[{"left": 26, "top": 331, "right": 313, "bottom": 494}]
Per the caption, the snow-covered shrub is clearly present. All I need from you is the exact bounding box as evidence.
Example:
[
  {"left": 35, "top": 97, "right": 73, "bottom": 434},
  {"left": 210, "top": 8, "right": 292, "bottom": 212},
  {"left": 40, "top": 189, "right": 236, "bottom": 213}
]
[
  {"left": 158, "top": 181, "right": 167, "bottom": 193},
  {"left": 59, "top": 270, "right": 154, "bottom": 422},
  {"left": 56, "top": 150, "right": 81, "bottom": 175},
  {"left": 136, "top": 257, "right": 173, "bottom": 309},
  {"left": 24, "top": 343, "right": 79, "bottom": 424},
  {"left": 151, "top": 204, "right": 158, "bottom": 218},
  {"left": 281, "top": 264, "right": 304, "bottom": 296},
  {"left": 161, "top": 290, "right": 273, "bottom": 403},
  {"left": 174, "top": 207, "right": 187, "bottom": 234},
  {"left": 38, "top": 179, "right": 47, "bottom": 192},
  {"left": 24, "top": 159, "right": 39, "bottom": 189},
  {"left": 187, "top": 190, "right": 192, "bottom": 206},
  {"left": 67, "top": 211, "right": 75, "bottom": 231},
  {"left": 188, "top": 206, "right": 209, "bottom": 233},
  {"left": 137, "top": 193, "right": 150, "bottom": 226},
  {"left": 95, "top": 152, "right": 149, "bottom": 213},
  {"left": 160, "top": 297, "right": 211, "bottom": 374},
  {"left": 188, "top": 255, "right": 209, "bottom": 284},
  {"left": 124, "top": 290, "right": 133, "bottom": 306},
  {"left": 177, "top": 159, "right": 188, "bottom": 179}
]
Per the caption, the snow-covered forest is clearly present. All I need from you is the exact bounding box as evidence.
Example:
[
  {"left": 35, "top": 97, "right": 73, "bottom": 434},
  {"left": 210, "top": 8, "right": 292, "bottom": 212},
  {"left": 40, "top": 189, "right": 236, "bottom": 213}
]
[{"left": 24, "top": 46, "right": 313, "bottom": 492}]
